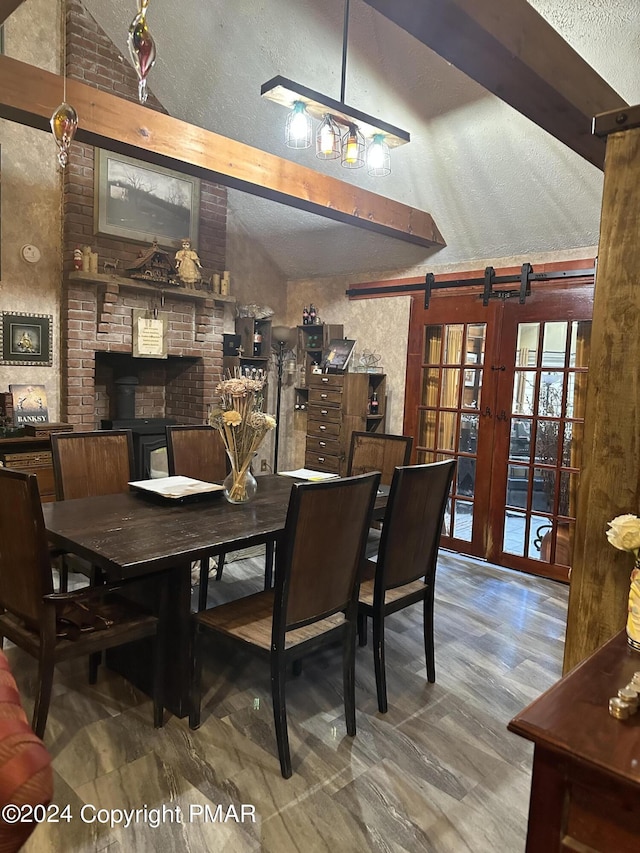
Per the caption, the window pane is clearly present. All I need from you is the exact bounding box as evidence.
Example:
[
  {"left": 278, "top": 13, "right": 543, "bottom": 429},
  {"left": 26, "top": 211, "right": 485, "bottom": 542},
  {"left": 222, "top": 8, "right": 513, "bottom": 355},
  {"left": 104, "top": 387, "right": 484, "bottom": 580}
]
[
  {"left": 438, "top": 411, "right": 457, "bottom": 452},
  {"left": 457, "top": 457, "right": 476, "bottom": 497},
  {"left": 516, "top": 323, "right": 540, "bottom": 366},
  {"left": 466, "top": 324, "right": 486, "bottom": 366},
  {"left": 535, "top": 420, "right": 560, "bottom": 465},
  {"left": 569, "top": 321, "right": 591, "bottom": 368},
  {"left": 453, "top": 500, "right": 472, "bottom": 541},
  {"left": 503, "top": 510, "right": 526, "bottom": 556},
  {"left": 463, "top": 369, "right": 482, "bottom": 409},
  {"left": 538, "top": 373, "right": 564, "bottom": 416},
  {"left": 541, "top": 322, "right": 567, "bottom": 367},
  {"left": 440, "top": 369, "right": 460, "bottom": 408},
  {"left": 533, "top": 467, "right": 554, "bottom": 513},
  {"left": 509, "top": 418, "right": 531, "bottom": 460},
  {"left": 443, "top": 325, "right": 464, "bottom": 364},
  {"left": 424, "top": 326, "right": 442, "bottom": 364},
  {"left": 421, "top": 367, "right": 440, "bottom": 407},
  {"left": 417, "top": 410, "right": 436, "bottom": 450},
  {"left": 459, "top": 414, "right": 478, "bottom": 453},
  {"left": 515, "top": 371, "right": 537, "bottom": 415},
  {"left": 566, "top": 371, "right": 588, "bottom": 418},
  {"left": 506, "top": 465, "right": 529, "bottom": 509}
]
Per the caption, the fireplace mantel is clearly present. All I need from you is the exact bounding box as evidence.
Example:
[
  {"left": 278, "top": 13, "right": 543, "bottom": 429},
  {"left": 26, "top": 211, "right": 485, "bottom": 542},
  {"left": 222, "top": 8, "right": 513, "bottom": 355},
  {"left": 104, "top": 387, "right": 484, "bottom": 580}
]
[{"left": 68, "top": 271, "right": 236, "bottom": 305}]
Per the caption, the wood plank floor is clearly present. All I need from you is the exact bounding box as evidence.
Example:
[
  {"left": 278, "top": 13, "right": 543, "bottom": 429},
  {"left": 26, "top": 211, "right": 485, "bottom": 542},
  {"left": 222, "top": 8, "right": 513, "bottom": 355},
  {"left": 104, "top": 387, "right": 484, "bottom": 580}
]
[{"left": 10, "top": 547, "right": 568, "bottom": 852}]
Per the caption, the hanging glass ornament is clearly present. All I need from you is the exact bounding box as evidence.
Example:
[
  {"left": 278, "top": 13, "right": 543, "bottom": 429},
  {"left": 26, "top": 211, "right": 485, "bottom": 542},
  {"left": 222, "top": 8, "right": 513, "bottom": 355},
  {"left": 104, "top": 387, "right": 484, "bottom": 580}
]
[
  {"left": 128, "top": 0, "right": 156, "bottom": 104},
  {"left": 50, "top": 102, "right": 78, "bottom": 168}
]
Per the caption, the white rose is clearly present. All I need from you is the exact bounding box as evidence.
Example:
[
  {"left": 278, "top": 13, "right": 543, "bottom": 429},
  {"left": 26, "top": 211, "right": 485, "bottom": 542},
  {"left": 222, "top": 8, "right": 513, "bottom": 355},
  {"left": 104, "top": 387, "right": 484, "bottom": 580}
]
[{"left": 606, "top": 514, "right": 640, "bottom": 554}]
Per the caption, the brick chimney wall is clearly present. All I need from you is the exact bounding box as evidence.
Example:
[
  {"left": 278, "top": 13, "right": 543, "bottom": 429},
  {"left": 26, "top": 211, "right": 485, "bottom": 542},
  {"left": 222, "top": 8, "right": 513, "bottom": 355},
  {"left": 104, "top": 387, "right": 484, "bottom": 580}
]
[{"left": 61, "top": 0, "right": 227, "bottom": 426}]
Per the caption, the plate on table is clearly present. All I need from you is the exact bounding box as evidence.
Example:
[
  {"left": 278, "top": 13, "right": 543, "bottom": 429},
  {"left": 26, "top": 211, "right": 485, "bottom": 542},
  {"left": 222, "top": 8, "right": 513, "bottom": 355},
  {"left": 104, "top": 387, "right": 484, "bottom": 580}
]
[{"left": 129, "top": 475, "right": 225, "bottom": 501}]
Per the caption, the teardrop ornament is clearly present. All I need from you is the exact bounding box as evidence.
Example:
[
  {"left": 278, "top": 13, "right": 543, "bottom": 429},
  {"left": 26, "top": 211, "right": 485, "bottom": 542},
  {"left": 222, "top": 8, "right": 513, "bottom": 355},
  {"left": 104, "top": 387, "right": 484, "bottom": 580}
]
[
  {"left": 50, "top": 102, "right": 78, "bottom": 168},
  {"left": 128, "top": 0, "right": 156, "bottom": 104}
]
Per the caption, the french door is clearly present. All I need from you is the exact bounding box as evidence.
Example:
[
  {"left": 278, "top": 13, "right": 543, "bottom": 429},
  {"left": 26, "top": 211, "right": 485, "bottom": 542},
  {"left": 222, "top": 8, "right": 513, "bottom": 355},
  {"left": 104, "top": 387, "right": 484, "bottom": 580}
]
[{"left": 404, "top": 281, "right": 594, "bottom": 581}]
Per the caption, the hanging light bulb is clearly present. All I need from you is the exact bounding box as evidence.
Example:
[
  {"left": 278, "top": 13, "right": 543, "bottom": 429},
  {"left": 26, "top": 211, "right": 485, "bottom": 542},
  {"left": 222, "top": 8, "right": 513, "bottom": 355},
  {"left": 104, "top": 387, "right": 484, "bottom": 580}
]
[
  {"left": 316, "top": 114, "right": 341, "bottom": 160},
  {"left": 285, "top": 101, "right": 312, "bottom": 149},
  {"left": 366, "top": 134, "right": 391, "bottom": 177},
  {"left": 50, "top": 14, "right": 78, "bottom": 169},
  {"left": 128, "top": 0, "right": 156, "bottom": 104},
  {"left": 50, "top": 103, "right": 78, "bottom": 168},
  {"left": 341, "top": 124, "right": 365, "bottom": 168}
]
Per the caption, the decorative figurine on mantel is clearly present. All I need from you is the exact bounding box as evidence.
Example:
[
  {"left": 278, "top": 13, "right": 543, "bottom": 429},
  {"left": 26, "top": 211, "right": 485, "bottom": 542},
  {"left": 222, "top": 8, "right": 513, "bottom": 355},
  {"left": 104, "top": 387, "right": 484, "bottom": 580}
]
[
  {"left": 175, "top": 238, "right": 202, "bottom": 286},
  {"left": 126, "top": 239, "right": 177, "bottom": 284}
]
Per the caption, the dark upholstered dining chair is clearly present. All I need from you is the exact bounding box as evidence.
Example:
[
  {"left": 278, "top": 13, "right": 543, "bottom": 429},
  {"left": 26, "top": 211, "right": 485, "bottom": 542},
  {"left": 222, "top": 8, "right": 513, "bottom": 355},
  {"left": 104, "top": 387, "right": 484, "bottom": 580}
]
[
  {"left": 50, "top": 429, "right": 135, "bottom": 593},
  {"left": 189, "top": 471, "right": 380, "bottom": 778},
  {"left": 347, "top": 431, "right": 413, "bottom": 485},
  {"left": 166, "top": 424, "right": 275, "bottom": 609},
  {"left": 358, "top": 459, "right": 456, "bottom": 713},
  {"left": 0, "top": 467, "right": 165, "bottom": 738}
]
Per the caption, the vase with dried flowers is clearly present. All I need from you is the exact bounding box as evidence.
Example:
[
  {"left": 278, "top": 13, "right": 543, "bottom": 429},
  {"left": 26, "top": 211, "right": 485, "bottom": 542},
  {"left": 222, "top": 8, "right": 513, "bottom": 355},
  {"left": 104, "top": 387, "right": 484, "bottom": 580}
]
[
  {"left": 606, "top": 513, "right": 640, "bottom": 651},
  {"left": 208, "top": 372, "right": 276, "bottom": 503}
]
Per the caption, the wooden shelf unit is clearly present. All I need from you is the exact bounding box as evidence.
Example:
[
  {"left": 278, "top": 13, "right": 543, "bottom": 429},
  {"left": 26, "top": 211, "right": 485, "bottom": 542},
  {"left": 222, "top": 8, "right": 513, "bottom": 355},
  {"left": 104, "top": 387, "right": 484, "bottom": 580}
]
[
  {"left": 69, "top": 271, "right": 235, "bottom": 304},
  {"left": 0, "top": 435, "right": 55, "bottom": 501}
]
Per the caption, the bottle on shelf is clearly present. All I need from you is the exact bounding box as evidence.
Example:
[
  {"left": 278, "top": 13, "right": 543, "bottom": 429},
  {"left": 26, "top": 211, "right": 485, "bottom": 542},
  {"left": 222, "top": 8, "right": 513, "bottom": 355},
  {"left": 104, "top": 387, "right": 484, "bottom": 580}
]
[
  {"left": 302, "top": 306, "right": 310, "bottom": 325},
  {"left": 309, "top": 303, "right": 317, "bottom": 324},
  {"left": 252, "top": 321, "right": 262, "bottom": 356},
  {"left": 369, "top": 391, "right": 379, "bottom": 415}
]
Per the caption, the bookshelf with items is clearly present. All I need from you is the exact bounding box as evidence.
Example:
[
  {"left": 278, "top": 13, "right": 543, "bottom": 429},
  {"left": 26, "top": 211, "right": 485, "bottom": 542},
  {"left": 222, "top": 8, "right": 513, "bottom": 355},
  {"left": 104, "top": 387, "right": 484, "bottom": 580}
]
[{"left": 223, "top": 317, "right": 272, "bottom": 376}]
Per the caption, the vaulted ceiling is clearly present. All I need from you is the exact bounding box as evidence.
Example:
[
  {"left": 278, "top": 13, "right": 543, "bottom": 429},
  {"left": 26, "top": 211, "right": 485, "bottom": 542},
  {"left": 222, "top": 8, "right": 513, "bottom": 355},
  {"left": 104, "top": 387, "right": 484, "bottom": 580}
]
[{"left": 63, "top": 1, "right": 640, "bottom": 277}]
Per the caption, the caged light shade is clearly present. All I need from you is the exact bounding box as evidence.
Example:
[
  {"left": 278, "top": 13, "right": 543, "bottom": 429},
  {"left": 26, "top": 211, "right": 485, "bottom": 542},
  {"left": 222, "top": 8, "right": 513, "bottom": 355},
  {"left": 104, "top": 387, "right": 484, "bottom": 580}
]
[
  {"left": 316, "top": 114, "right": 342, "bottom": 160},
  {"left": 366, "top": 134, "right": 391, "bottom": 177},
  {"left": 341, "top": 124, "right": 365, "bottom": 169},
  {"left": 285, "top": 101, "right": 313, "bottom": 149}
]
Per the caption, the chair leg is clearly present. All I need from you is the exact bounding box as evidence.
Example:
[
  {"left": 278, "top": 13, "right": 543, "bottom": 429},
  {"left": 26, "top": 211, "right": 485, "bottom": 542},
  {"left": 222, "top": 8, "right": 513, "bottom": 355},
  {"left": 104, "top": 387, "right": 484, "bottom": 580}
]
[
  {"left": 264, "top": 540, "right": 275, "bottom": 590},
  {"left": 189, "top": 624, "right": 204, "bottom": 730},
  {"left": 88, "top": 651, "right": 102, "bottom": 684},
  {"left": 372, "top": 615, "right": 388, "bottom": 714},
  {"left": 424, "top": 591, "right": 436, "bottom": 683},
  {"left": 33, "top": 653, "right": 55, "bottom": 739},
  {"left": 357, "top": 612, "right": 368, "bottom": 647},
  {"left": 271, "top": 653, "right": 291, "bottom": 778},
  {"left": 197, "top": 561, "right": 209, "bottom": 612},
  {"left": 153, "top": 574, "right": 167, "bottom": 728},
  {"left": 215, "top": 552, "right": 226, "bottom": 582},
  {"left": 58, "top": 557, "right": 69, "bottom": 593},
  {"left": 343, "top": 623, "right": 357, "bottom": 737}
]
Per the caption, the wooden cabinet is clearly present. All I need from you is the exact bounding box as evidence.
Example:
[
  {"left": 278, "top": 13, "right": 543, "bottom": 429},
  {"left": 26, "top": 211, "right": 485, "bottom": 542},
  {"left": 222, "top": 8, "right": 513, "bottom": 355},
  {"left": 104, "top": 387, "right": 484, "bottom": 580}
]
[
  {"left": 0, "top": 436, "right": 56, "bottom": 501},
  {"left": 224, "top": 317, "right": 272, "bottom": 375},
  {"left": 304, "top": 372, "right": 386, "bottom": 475},
  {"left": 297, "top": 323, "right": 343, "bottom": 385},
  {"left": 508, "top": 630, "right": 640, "bottom": 853}
]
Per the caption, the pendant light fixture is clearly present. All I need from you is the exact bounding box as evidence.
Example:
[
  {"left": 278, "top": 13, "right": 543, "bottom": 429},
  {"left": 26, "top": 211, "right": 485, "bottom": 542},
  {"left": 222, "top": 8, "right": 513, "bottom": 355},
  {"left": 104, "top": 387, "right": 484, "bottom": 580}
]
[
  {"left": 128, "top": 0, "right": 156, "bottom": 104},
  {"left": 285, "top": 101, "right": 313, "bottom": 148},
  {"left": 50, "top": 7, "right": 78, "bottom": 168},
  {"left": 261, "top": 0, "right": 409, "bottom": 176}
]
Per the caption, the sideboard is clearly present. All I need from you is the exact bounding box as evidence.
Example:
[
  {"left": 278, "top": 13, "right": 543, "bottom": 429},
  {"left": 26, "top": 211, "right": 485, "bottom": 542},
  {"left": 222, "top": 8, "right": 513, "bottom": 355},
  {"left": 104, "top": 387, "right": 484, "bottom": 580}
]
[{"left": 0, "top": 435, "right": 55, "bottom": 501}]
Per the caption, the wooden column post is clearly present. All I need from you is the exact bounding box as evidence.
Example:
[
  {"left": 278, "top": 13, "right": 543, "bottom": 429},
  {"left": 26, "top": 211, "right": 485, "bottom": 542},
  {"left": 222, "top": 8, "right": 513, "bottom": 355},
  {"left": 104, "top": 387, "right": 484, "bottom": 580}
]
[{"left": 564, "top": 110, "right": 640, "bottom": 672}]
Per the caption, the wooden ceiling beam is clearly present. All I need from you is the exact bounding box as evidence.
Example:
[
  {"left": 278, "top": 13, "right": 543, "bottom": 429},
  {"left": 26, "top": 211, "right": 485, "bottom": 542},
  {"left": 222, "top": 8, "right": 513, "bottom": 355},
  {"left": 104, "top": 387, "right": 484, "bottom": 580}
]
[
  {"left": 362, "top": 0, "right": 627, "bottom": 170},
  {"left": 0, "top": 54, "right": 445, "bottom": 250},
  {"left": 0, "top": 0, "right": 25, "bottom": 25}
]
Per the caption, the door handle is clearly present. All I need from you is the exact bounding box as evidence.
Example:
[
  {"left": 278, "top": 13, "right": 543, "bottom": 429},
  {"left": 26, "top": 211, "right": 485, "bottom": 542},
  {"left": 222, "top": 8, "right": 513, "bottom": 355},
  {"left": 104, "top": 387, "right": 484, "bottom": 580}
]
[
  {"left": 496, "top": 410, "right": 508, "bottom": 421},
  {"left": 491, "top": 365, "right": 506, "bottom": 371},
  {"left": 481, "top": 407, "right": 491, "bottom": 417}
]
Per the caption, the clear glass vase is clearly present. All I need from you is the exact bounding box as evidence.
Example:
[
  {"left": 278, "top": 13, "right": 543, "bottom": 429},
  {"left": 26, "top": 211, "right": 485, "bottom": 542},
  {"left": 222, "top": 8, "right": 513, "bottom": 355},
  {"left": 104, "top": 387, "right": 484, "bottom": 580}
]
[
  {"left": 627, "top": 559, "right": 640, "bottom": 652},
  {"left": 223, "top": 453, "right": 258, "bottom": 504}
]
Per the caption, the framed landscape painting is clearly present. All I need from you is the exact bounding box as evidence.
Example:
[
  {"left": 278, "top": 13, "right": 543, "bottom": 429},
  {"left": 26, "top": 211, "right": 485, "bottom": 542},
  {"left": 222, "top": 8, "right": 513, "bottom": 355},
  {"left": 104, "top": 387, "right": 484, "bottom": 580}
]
[
  {"left": 94, "top": 150, "right": 200, "bottom": 249},
  {"left": 1, "top": 312, "right": 52, "bottom": 366}
]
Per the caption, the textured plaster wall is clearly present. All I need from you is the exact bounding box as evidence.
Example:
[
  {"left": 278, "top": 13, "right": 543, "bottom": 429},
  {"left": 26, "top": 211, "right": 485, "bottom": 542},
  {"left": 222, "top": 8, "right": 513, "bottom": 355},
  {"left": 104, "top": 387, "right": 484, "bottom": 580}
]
[{"left": 0, "top": 0, "right": 62, "bottom": 419}]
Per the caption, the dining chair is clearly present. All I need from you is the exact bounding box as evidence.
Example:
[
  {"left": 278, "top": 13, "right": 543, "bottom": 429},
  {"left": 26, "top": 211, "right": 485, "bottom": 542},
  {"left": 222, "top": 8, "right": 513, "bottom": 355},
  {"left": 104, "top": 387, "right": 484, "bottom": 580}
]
[
  {"left": 50, "top": 429, "right": 135, "bottom": 593},
  {"left": 189, "top": 471, "right": 380, "bottom": 778},
  {"left": 347, "top": 431, "right": 413, "bottom": 485},
  {"left": 166, "top": 424, "right": 274, "bottom": 609},
  {"left": 357, "top": 459, "right": 456, "bottom": 713},
  {"left": 0, "top": 467, "right": 166, "bottom": 738}
]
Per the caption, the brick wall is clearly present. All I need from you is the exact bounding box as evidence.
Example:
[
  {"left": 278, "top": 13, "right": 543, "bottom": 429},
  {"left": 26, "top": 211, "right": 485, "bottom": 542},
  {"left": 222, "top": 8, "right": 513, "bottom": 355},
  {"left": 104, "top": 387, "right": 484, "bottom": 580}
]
[{"left": 60, "top": 0, "right": 227, "bottom": 427}]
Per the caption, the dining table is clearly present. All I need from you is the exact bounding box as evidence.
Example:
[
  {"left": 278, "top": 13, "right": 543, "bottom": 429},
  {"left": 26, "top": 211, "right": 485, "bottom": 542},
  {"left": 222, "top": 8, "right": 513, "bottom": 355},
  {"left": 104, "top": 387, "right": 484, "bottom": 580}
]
[{"left": 42, "top": 474, "right": 388, "bottom": 717}]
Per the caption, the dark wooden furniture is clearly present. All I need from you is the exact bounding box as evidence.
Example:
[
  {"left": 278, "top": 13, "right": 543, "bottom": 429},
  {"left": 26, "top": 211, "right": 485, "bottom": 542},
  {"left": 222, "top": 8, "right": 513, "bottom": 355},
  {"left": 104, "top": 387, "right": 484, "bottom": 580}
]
[
  {"left": 305, "top": 372, "right": 387, "bottom": 476},
  {"left": 0, "top": 435, "right": 55, "bottom": 502},
  {"left": 50, "top": 430, "right": 135, "bottom": 593},
  {"left": 165, "top": 424, "right": 229, "bottom": 604},
  {"left": 190, "top": 472, "right": 380, "bottom": 778},
  {"left": 508, "top": 630, "right": 640, "bottom": 853},
  {"left": 0, "top": 468, "right": 165, "bottom": 737},
  {"left": 41, "top": 476, "right": 391, "bottom": 717},
  {"left": 347, "top": 431, "right": 413, "bottom": 485},
  {"left": 358, "top": 460, "right": 456, "bottom": 712}
]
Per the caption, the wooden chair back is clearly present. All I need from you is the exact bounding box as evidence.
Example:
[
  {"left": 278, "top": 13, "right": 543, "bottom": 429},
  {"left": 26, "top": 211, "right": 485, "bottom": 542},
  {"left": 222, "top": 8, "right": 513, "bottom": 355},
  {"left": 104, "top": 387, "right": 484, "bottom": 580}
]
[
  {"left": 378, "top": 460, "right": 456, "bottom": 591},
  {"left": 275, "top": 472, "right": 380, "bottom": 631},
  {"left": 165, "top": 425, "right": 227, "bottom": 482},
  {"left": 0, "top": 468, "right": 53, "bottom": 631},
  {"left": 347, "top": 432, "right": 413, "bottom": 485},
  {"left": 50, "top": 430, "right": 134, "bottom": 500}
]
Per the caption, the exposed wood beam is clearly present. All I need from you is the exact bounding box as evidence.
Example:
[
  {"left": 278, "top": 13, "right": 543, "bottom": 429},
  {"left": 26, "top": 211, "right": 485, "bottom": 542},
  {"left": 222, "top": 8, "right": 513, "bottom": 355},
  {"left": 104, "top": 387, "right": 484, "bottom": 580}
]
[
  {"left": 0, "top": 54, "right": 445, "bottom": 250},
  {"left": 0, "top": 0, "right": 25, "bottom": 25},
  {"left": 362, "top": 0, "right": 628, "bottom": 170}
]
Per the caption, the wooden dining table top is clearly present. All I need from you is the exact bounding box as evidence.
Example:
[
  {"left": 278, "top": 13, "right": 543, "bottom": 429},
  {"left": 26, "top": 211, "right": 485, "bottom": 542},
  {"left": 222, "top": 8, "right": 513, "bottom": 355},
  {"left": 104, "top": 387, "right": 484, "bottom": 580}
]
[{"left": 42, "top": 474, "right": 388, "bottom": 580}]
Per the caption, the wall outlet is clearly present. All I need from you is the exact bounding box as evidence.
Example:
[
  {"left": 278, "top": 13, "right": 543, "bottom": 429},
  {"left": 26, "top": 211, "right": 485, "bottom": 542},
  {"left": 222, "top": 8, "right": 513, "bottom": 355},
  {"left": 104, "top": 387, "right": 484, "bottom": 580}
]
[{"left": 261, "top": 459, "right": 268, "bottom": 472}]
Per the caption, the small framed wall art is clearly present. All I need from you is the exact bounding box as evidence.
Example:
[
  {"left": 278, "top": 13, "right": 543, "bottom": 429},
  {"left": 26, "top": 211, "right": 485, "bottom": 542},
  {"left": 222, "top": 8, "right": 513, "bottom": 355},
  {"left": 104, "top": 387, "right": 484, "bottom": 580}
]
[{"left": 0, "top": 312, "right": 53, "bottom": 366}]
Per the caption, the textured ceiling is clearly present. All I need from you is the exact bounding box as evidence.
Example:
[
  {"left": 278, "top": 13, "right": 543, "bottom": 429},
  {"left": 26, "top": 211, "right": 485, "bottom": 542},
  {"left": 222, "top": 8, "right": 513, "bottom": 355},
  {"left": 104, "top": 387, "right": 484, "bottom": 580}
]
[{"left": 81, "top": 0, "right": 640, "bottom": 279}]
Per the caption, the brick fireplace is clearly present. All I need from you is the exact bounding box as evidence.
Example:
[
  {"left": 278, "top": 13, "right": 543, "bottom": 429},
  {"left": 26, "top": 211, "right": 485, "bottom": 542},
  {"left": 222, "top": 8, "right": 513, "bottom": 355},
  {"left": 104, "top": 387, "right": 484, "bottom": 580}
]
[{"left": 59, "top": 1, "right": 228, "bottom": 428}]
